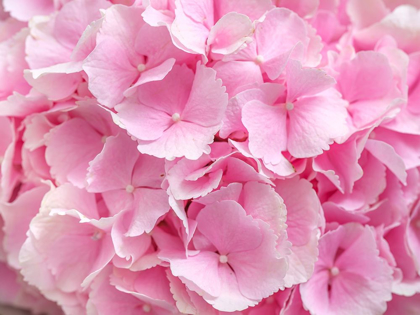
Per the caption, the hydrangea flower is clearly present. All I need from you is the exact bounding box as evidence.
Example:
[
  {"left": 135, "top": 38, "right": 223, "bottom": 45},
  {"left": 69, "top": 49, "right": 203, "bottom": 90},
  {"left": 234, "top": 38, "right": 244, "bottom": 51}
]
[{"left": 0, "top": 0, "right": 420, "bottom": 314}]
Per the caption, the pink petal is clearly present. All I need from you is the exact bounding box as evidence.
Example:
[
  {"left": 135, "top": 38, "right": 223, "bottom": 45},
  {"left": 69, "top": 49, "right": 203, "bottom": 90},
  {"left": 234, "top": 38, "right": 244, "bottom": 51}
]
[
  {"left": 25, "top": 18, "right": 73, "bottom": 69},
  {"left": 242, "top": 100, "right": 287, "bottom": 164},
  {"left": 338, "top": 51, "right": 394, "bottom": 103},
  {"left": 0, "top": 185, "right": 49, "bottom": 268},
  {"left": 373, "top": 127, "right": 420, "bottom": 169},
  {"left": 215, "top": 0, "right": 273, "bottom": 20},
  {"left": 170, "top": 0, "right": 210, "bottom": 56},
  {"left": 111, "top": 212, "right": 151, "bottom": 268},
  {"left": 219, "top": 83, "right": 282, "bottom": 138},
  {"left": 96, "top": 5, "right": 145, "bottom": 55},
  {"left": 286, "top": 59, "right": 336, "bottom": 102},
  {"left": 111, "top": 266, "right": 176, "bottom": 307},
  {"left": 42, "top": 183, "right": 99, "bottom": 219},
  {"left": 313, "top": 137, "right": 364, "bottom": 194},
  {"left": 354, "top": 5, "right": 420, "bottom": 54},
  {"left": 87, "top": 133, "right": 139, "bottom": 193},
  {"left": 3, "top": 0, "right": 54, "bottom": 21},
  {"left": 205, "top": 264, "right": 258, "bottom": 311},
  {"left": 196, "top": 200, "right": 263, "bottom": 254},
  {"left": 182, "top": 64, "right": 228, "bottom": 128},
  {"left": 88, "top": 267, "right": 147, "bottom": 315},
  {"left": 330, "top": 151, "right": 387, "bottom": 211},
  {"left": 288, "top": 93, "right": 349, "bottom": 158},
  {"left": 126, "top": 188, "right": 170, "bottom": 236},
  {"left": 133, "top": 64, "right": 193, "bottom": 114},
  {"left": 255, "top": 8, "right": 308, "bottom": 80},
  {"left": 24, "top": 67, "right": 82, "bottom": 101},
  {"left": 275, "top": 177, "right": 320, "bottom": 246},
  {"left": 116, "top": 100, "right": 173, "bottom": 142},
  {"left": 137, "top": 122, "right": 219, "bottom": 160},
  {"left": 275, "top": 177, "right": 321, "bottom": 286},
  {"left": 228, "top": 220, "right": 288, "bottom": 301},
  {"left": 365, "top": 139, "right": 407, "bottom": 184},
  {"left": 0, "top": 29, "right": 31, "bottom": 99},
  {"left": 242, "top": 181, "right": 287, "bottom": 238},
  {"left": 166, "top": 271, "right": 200, "bottom": 315},
  {"left": 83, "top": 38, "right": 139, "bottom": 108},
  {"left": 346, "top": 0, "right": 389, "bottom": 29},
  {"left": 45, "top": 118, "right": 104, "bottom": 188},
  {"left": 124, "top": 58, "right": 176, "bottom": 96},
  {"left": 213, "top": 60, "right": 263, "bottom": 97},
  {"left": 166, "top": 251, "right": 222, "bottom": 297},
  {"left": 0, "top": 91, "right": 51, "bottom": 118},
  {"left": 53, "top": 0, "right": 110, "bottom": 49},
  {"left": 208, "top": 13, "right": 253, "bottom": 56},
  {"left": 166, "top": 155, "right": 224, "bottom": 200},
  {"left": 277, "top": 0, "right": 319, "bottom": 18},
  {"left": 134, "top": 22, "right": 191, "bottom": 67},
  {"left": 132, "top": 154, "right": 166, "bottom": 189}
]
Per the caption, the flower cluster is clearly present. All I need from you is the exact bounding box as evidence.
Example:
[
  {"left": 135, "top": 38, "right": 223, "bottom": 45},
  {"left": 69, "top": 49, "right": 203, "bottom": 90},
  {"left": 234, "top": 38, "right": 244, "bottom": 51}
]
[{"left": 0, "top": 0, "right": 420, "bottom": 314}]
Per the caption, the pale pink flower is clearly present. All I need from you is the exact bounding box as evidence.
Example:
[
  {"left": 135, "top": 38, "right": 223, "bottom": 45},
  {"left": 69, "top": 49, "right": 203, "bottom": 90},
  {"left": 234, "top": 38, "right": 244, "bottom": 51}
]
[
  {"left": 242, "top": 60, "right": 348, "bottom": 159},
  {"left": 336, "top": 51, "right": 403, "bottom": 130},
  {"left": 87, "top": 132, "right": 170, "bottom": 236},
  {"left": 88, "top": 266, "right": 177, "bottom": 315},
  {"left": 45, "top": 101, "right": 119, "bottom": 188},
  {"left": 25, "top": 0, "right": 111, "bottom": 101},
  {"left": 19, "top": 183, "right": 115, "bottom": 311},
  {"left": 301, "top": 223, "right": 393, "bottom": 315},
  {"left": 116, "top": 64, "right": 228, "bottom": 160},
  {"left": 83, "top": 4, "right": 191, "bottom": 108},
  {"left": 0, "top": 185, "right": 49, "bottom": 269},
  {"left": 214, "top": 7, "right": 322, "bottom": 96},
  {"left": 160, "top": 201, "right": 288, "bottom": 312},
  {"left": 1, "top": 1, "right": 420, "bottom": 314}
]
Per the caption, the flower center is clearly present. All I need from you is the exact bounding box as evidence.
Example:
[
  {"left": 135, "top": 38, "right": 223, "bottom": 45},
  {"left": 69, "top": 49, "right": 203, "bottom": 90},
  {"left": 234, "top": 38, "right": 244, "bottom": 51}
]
[
  {"left": 137, "top": 63, "right": 146, "bottom": 72},
  {"left": 330, "top": 266, "right": 340, "bottom": 277},
  {"left": 172, "top": 113, "right": 181, "bottom": 122},
  {"left": 142, "top": 304, "right": 151, "bottom": 313},
  {"left": 101, "top": 136, "right": 107, "bottom": 143},
  {"left": 255, "top": 55, "right": 265, "bottom": 65},
  {"left": 125, "top": 184, "right": 135, "bottom": 193},
  {"left": 91, "top": 230, "right": 104, "bottom": 241},
  {"left": 285, "top": 102, "right": 294, "bottom": 111},
  {"left": 219, "top": 254, "right": 228, "bottom": 264}
]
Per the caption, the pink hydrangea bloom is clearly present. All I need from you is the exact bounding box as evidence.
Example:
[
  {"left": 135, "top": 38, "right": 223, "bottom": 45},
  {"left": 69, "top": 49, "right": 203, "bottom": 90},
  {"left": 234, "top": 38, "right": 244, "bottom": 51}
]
[{"left": 1, "top": 0, "right": 420, "bottom": 314}]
